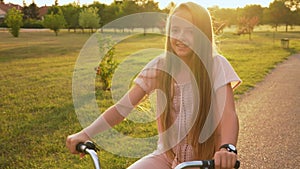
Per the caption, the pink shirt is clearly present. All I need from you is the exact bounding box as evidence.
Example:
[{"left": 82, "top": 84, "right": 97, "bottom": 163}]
[{"left": 133, "top": 54, "right": 241, "bottom": 166}]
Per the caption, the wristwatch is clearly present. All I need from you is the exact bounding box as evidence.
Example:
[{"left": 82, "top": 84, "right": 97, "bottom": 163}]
[{"left": 219, "top": 144, "right": 237, "bottom": 154}]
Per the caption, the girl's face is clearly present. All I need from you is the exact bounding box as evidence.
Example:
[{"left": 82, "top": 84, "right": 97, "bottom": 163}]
[{"left": 170, "top": 9, "right": 194, "bottom": 60}]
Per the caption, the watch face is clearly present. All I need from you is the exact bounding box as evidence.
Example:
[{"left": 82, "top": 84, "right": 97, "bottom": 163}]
[
  {"left": 229, "top": 144, "right": 236, "bottom": 151},
  {"left": 220, "top": 144, "right": 237, "bottom": 154}
]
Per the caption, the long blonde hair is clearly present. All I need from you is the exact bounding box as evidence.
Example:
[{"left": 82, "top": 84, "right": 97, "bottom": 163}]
[{"left": 158, "top": 2, "right": 216, "bottom": 161}]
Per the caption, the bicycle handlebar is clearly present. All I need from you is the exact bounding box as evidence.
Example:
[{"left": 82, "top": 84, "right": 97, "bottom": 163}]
[
  {"left": 174, "top": 159, "right": 240, "bottom": 169},
  {"left": 76, "top": 141, "right": 101, "bottom": 169},
  {"left": 75, "top": 141, "right": 240, "bottom": 169}
]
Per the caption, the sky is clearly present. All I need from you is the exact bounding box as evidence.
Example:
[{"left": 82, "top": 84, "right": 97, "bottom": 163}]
[{"left": 5, "top": 0, "right": 275, "bottom": 9}]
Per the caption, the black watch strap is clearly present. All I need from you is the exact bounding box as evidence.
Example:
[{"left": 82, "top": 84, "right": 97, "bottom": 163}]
[{"left": 219, "top": 144, "right": 237, "bottom": 154}]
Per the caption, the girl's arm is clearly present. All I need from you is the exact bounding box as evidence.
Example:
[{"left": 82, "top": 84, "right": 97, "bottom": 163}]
[
  {"left": 84, "top": 84, "right": 147, "bottom": 136},
  {"left": 66, "top": 84, "right": 147, "bottom": 154},
  {"left": 214, "top": 83, "right": 239, "bottom": 169},
  {"left": 215, "top": 83, "right": 239, "bottom": 147}
]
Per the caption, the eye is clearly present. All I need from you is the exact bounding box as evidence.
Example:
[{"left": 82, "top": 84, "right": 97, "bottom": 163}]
[
  {"left": 185, "top": 28, "right": 193, "bottom": 35},
  {"left": 171, "top": 27, "right": 179, "bottom": 35}
]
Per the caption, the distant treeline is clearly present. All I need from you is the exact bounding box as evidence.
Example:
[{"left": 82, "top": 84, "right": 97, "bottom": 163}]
[{"left": 2, "top": 0, "right": 300, "bottom": 33}]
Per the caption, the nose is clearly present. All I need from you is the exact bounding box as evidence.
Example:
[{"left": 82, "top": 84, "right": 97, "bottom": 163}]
[
  {"left": 178, "top": 31, "right": 184, "bottom": 41},
  {"left": 177, "top": 30, "right": 187, "bottom": 43}
]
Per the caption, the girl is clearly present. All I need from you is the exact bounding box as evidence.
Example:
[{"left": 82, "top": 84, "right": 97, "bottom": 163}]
[{"left": 67, "top": 2, "right": 241, "bottom": 169}]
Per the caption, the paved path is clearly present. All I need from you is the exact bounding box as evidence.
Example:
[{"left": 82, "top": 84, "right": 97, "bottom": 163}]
[{"left": 236, "top": 54, "right": 300, "bottom": 168}]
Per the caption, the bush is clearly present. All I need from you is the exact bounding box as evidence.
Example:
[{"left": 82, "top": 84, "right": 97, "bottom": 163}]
[
  {"left": 0, "top": 22, "right": 8, "bottom": 27},
  {"left": 96, "top": 37, "right": 119, "bottom": 90},
  {"left": 22, "top": 19, "right": 44, "bottom": 28},
  {"left": 97, "top": 47, "right": 119, "bottom": 90}
]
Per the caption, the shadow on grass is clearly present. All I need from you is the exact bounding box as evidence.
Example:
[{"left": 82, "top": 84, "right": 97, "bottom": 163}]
[
  {"left": 0, "top": 43, "right": 78, "bottom": 62},
  {"left": 0, "top": 102, "right": 82, "bottom": 168}
]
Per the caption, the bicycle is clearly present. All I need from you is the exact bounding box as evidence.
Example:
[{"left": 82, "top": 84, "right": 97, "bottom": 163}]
[{"left": 76, "top": 141, "right": 240, "bottom": 169}]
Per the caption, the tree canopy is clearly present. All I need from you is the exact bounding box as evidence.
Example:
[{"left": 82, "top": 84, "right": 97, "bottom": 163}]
[
  {"left": 43, "top": 8, "right": 66, "bottom": 36},
  {"left": 79, "top": 7, "right": 100, "bottom": 33},
  {"left": 5, "top": 7, "right": 23, "bottom": 37},
  {"left": 2, "top": 0, "right": 300, "bottom": 34}
]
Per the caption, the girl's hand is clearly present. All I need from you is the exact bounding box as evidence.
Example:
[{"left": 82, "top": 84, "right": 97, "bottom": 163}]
[
  {"left": 214, "top": 149, "right": 238, "bottom": 169},
  {"left": 66, "top": 130, "right": 91, "bottom": 154}
]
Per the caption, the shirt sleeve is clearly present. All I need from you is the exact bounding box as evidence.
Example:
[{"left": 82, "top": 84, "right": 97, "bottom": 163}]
[
  {"left": 133, "top": 55, "right": 164, "bottom": 94},
  {"left": 213, "top": 55, "right": 242, "bottom": 91}
]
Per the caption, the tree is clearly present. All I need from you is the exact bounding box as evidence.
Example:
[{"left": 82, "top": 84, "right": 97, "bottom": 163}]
[
  {"left": 43, "top": 8, "right": 66, "bottom": 36},
  {"left": 209, "top": 6, "right": 237, "bottom": 34},
  {"left": 79, "top": 7, "right": 100, "bottom": 33},
  {"left": 108, "top": 0, "right": 161, "bottom": 33},
  {"left": 22, "top": 2, "right": 39, "bottom": 20},
  {"left": 283, "top": 0, "right": 300, "bottom": 30},
  {"left": 237, "top": 16, "right": 259, "bottom": 40},
  {"left": 263, "top": 3, "right": 282, "bottom": 31},
  {"left": 162, "top": 1, "right": 176, "bottom": 13},
  {"left": 242, "top": 5, "right": 264, "bottom": 24},
  {"left": 119, "top": 0, "right": 140, "bottom": 16},
  {"left": 61, "top": 3, "right": 80, "bottom": 32},
  {"left": 284, "top": 0, "right": 300, "bottom": 11},
  {"left": 265, "top": 0, "right": 294, "bottom": 32},
  {"left": 47, "top": 4, "right": 61, "bottom": 14},
  {"left": 101, "top": 3, "right": 121, "bottom": 26},
  {"left": 5, "top": 8, "right": 23, "bottom": 37},
  {"left": 136, "top": 12, "right": 163, "bottom": 35},
  {"left": 139, "top": 0, "right": 160, "bottom": 12},
  {"left": 295, "top": 9, "right": 300, "bottom": 25},
  {"left": 209, "top": 6, "right": 237, "bottom": 27},
  {"left": 88, "top": 1, "right": 106, "bottom": 28},
  {"left": 211, "top": 17, "right": 227, "bottom": 35}
]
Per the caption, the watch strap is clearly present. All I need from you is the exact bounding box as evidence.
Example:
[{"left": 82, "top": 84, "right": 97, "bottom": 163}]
[{"left": 219, "top": 144, "right": 237, "bottom": 154}]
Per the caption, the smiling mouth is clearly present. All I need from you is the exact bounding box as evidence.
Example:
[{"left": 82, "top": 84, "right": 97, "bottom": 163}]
[{"left": 176, "top": 43, "right": 189, "bottom": 49}]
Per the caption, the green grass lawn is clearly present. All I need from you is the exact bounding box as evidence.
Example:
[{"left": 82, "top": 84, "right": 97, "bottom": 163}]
[
  {"left": 217, "top": 31, "right": 300, "bottom": 97},
  {"left": 0, "top": 29, "right": 299, "bottom": 169}
]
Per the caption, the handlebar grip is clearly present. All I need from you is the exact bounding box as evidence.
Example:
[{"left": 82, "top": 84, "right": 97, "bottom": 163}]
[
  {"left": 234, "top": 160, "right": 240, "bottom": 169},
  {"left": 76, "top": 141, "right": 99, "bottom": 154},
  {"left": 76, "top": 142, "right": 87, "bottom": 153},
  {"left": 85, "top": 141, "right": 97, "bottom": 150},
  {"left": 211, "top": 160, "right": 240, "bottom": 169},
  {"left": 76, "top": 141, "right": 101, "bottom": 169}
]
